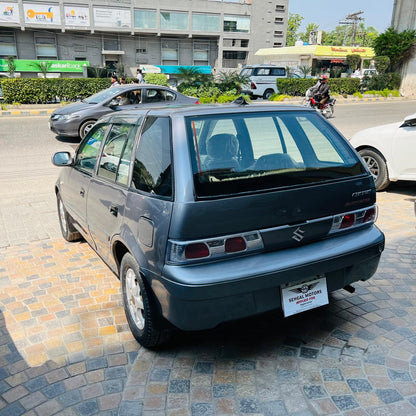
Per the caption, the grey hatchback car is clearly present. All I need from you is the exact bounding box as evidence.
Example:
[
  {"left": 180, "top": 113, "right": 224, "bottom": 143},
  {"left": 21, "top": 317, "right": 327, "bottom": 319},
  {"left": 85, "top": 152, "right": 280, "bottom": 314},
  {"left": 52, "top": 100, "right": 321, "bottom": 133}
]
[
  {"left": 52, "top": 103, "right": 385, "bottom": 347},
  {"left": 49, "top": 84, "right": 198, "bottom": 139}
]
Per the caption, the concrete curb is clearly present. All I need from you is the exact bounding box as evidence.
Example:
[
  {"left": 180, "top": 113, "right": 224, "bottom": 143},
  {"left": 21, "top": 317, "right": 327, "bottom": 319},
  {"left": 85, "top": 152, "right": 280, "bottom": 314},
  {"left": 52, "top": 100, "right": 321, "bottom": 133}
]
[{"left": 0, "top": 96, "right": 415, "bottom": 117}]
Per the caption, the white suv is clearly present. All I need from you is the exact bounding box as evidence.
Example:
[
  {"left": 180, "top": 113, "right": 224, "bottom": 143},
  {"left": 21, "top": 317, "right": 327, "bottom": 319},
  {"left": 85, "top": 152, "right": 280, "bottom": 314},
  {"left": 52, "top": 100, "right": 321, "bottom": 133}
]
[{"left": 240, "top": 65, "right": 287, "bottom": 99}]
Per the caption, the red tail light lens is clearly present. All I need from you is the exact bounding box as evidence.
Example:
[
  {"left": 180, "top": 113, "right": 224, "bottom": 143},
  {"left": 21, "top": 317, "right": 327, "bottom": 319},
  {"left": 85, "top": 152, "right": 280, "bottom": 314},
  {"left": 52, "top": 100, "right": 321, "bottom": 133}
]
[
  {"left": 185, "top": 243, "right": 209, "bottom": 259},
  {"left": 225, "top": 237, "right": 247, "bottom": 253},
  {"left": 195, "top": 100, "right": 200, "bottom": 104},
  {"left": 363, "top": 207, "right": 376, "bottom": 223},
  {"left": 340, "top": 214, "right": 355, "bottom": 229},
  {"left": 251, "top": 82, "right": 257, "bottom": 89}
]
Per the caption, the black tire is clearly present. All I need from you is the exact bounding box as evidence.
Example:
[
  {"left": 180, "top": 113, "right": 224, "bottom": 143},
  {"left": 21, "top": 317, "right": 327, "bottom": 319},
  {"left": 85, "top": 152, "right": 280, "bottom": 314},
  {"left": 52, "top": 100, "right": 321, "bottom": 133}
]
[
  {"left": 120, "top": 253, "right": 172, "bottom": 348},
  {"left": 79, "top": 119, "right": 96, "bottom": 139},
  {"left": 57, "top": 193, "right": 81, "bottom": 242},
  {"left": 263, "top": 89, "right": 274, "bottom": 100},
  {"left": 358, "top": 148, "right": 390, "bottom": 191}
]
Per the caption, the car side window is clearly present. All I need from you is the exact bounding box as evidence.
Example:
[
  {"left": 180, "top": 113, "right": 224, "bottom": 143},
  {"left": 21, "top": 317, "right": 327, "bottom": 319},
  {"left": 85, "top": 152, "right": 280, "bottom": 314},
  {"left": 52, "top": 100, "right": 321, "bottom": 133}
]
[
  {"left": 74, "top": 125, "right": 108, "bottom": 174},
  {"left": 97, "top": 123, "right": 138, "bottom": 185},
  {"left": 145, "top": 89, "right": 166, "bottom": 103},
  {"left": 132, "top": 117, "right": 172, "bottom": 198}
]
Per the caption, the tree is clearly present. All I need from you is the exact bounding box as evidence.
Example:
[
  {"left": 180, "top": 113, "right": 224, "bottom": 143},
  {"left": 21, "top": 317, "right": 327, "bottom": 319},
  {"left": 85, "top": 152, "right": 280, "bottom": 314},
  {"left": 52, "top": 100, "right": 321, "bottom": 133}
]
[
  {"left": 177, "top": 67, "right": 213, "bottom": 89},
  {"left": 31, "top": 61, "right": 52, "bottom": 78},
  {"left": 298, "top": 65, "right": 311, "bottom": 78},
  {"left": 6, "top": 56, "right": 16, "bottom": 77},
  {"left": 374, "top": 56, "right": 390, "bottom": 74},
  {"left": 216, "top": 71, "right": 249, "bottom": 93},
  {"left": 373, "top": 28, "right": 416, "bottom": 71},
  {"left": 346, "top": 54, "right": 361, "bottom": 70},
  {"left": 300, "top": 23, "right": 319, "bottom": 44},
  {"left": 286, "top": 13, "right": 303, "bottom": 46}
]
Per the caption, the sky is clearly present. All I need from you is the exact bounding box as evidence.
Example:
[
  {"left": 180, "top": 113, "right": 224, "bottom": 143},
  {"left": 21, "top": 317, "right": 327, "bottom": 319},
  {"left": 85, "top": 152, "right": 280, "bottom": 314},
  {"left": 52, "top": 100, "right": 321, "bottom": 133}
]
[{"left": 289, "top": 0, "right": 394, "bottom": 33}]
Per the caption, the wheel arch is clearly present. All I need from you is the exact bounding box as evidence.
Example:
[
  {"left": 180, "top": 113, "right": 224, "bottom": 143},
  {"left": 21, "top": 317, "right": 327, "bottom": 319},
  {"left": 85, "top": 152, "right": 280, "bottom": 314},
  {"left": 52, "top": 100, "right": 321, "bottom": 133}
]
[
  {"left": 78, "top": 118, "right": 97, "bottom": 137},
  {"left": 355, "top": 145, "right": 386, "bottom": 161},
  {"left": 113, "top": 240, "right": 130, "bottom": 278}
]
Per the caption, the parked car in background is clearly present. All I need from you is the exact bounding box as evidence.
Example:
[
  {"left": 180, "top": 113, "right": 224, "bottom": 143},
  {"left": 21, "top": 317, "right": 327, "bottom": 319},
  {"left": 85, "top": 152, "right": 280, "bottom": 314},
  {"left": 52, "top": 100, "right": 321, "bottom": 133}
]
[
  {"left": 240, "top": 64, "right": 287, "bottom": 99},
  {"left": 52, "top": 103, "right": 384, "bottom": 347},
  {"left": 350, "top": 113, "right": 416, "bottom": 190},
  {"left": 49, "top": 84, "right": 198, "bottom": 139}
]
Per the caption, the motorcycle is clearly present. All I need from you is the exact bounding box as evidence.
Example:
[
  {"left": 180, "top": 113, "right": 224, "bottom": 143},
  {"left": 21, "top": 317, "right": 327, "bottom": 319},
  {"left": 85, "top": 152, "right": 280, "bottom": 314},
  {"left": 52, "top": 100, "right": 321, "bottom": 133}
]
[{"left": 303, "top": 87, "right": 336, "bottom": 119}]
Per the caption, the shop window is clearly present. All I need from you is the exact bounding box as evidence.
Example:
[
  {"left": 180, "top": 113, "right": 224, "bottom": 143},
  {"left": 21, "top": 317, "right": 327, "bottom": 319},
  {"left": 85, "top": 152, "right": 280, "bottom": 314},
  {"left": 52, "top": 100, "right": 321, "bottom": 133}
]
[
  {"left": 222, "top": 51, "right": 247, "bottom": 68},
  {"left": 134, "top": 9, "right": 157, "bottom": 29},
  {"left": 161, "top": 39, "right": 178, "bottom": 65},
  {"left": 223, "top": 15, "right": 250, "bottom": 33},
  {"left": 0, "top": 31, "right": 17, "bottom": 58},
  {"left": 193, "top": 41, "right": 209, "bottom": 65},
  {"left": 160, "top": 11, "right": 188, "bottom": 31},
  {"left": 192, "top": 13, "right": 221, "bottom": 32},
  {"left": 34, "top": 33, "right": 57, "bottom": 59}
]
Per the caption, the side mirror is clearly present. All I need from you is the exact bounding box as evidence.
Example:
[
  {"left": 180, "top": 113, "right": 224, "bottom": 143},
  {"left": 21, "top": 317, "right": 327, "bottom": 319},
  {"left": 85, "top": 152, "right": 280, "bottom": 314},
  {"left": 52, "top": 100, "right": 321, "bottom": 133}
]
[
  {"left": 108, "top": 98, "right": 119, "bottom": 108},
  {"left": 52, "top": 151, "right": 73, "bottom": 166}
]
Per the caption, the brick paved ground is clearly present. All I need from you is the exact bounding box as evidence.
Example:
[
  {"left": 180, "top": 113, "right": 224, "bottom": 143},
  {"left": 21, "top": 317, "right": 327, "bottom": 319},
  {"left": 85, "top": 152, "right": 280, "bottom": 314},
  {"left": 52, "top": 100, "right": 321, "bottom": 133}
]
[{"left": 0, "top": 184, "right": 415, "bottom": 416}]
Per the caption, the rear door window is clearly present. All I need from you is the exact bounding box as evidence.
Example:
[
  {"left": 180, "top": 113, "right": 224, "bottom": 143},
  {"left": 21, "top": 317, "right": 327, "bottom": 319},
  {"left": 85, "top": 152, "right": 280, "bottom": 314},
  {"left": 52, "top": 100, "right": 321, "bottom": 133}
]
[
  {"left": 186, "top": 111, "right": 365, "bottom": 198},
  {"left": 132, "top": 117, "right": 172, "bottom": 198}
]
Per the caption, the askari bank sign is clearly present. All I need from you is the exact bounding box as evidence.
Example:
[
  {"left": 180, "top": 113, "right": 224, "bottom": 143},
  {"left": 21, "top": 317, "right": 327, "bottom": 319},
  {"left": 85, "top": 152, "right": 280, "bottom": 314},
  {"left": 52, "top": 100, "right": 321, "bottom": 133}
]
[{"left": 0, "top": 60, "right": 89, "bottom": 73}]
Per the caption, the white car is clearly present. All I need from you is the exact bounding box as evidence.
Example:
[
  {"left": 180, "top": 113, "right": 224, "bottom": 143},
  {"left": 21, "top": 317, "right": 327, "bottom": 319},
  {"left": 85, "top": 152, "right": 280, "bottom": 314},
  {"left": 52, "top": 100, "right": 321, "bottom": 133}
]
[{"left": 349, "top": 113, "right": 416, "bottom": 190}]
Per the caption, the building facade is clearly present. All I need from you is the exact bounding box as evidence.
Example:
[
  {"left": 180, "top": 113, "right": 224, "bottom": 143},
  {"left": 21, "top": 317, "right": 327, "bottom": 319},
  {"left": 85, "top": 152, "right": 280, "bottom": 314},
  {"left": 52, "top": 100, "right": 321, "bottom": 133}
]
[
  {"left": 0, "top": 0, "right": 288, "bottom": 78},
  {"left": 392, "top": 0, "right": 416, "bottom": 95}
]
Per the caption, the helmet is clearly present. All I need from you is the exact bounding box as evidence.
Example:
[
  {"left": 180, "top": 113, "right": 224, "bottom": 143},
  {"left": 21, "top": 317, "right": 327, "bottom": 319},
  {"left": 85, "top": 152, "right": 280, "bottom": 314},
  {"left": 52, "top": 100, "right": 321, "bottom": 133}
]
[{"left": 320, "top": 75, "right": 328, "bottom": 83}]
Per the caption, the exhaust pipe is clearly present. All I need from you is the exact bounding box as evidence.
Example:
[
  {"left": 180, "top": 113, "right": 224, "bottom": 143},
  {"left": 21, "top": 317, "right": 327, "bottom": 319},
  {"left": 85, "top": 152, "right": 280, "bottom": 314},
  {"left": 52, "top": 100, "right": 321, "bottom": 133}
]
[{"left": 344, "top": 284, "right": 355, "bottom": 294}]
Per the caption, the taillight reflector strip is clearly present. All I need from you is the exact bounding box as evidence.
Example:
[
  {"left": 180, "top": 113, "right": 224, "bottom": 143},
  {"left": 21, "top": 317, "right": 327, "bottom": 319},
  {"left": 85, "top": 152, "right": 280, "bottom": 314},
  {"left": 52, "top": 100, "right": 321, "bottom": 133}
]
[
  {"left": 167, "top": 231, "right": 263, "bottom": 264},
  {"left": 330, "top": 205, "right": 378, "bottom": 234}
]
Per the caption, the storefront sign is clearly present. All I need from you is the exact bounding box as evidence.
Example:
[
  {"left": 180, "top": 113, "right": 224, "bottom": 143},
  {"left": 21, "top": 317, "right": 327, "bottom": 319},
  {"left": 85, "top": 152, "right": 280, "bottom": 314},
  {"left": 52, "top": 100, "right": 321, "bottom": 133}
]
[
  {"left": 0, "top": 59, "right": 89, "bottom": 72},
  {"left": 93, "top": 7, "right": 131, "bottom": 28},
  {"left": 64, "top": 6, "right": 90, "bottom": 27},
  {"left": 0, "top": 2, "right": 19, "bottom": 23},
  {"left": 23, "top": 3, "right": 61, "bottom": 25}
]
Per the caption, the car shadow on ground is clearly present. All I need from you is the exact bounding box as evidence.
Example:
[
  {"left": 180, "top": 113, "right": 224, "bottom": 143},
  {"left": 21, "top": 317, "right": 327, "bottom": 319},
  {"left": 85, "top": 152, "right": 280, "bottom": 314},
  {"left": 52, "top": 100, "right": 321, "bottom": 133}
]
[{"left": 55, "top": 135, "right": 80, "bottom": 144}]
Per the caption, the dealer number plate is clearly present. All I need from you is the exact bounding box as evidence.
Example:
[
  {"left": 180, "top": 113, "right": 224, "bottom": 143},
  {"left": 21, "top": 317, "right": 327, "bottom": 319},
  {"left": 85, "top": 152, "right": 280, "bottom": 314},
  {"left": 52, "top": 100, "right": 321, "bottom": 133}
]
[{"left": 281, "top": 276, "right": 329, "bottom": 317}]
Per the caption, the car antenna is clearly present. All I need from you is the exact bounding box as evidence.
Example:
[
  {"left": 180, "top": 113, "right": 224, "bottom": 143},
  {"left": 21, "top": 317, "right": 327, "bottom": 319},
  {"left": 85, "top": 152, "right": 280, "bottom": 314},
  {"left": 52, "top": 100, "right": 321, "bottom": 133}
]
[{"left": 232, "top": 96, "right": 249, "bottom": 105}]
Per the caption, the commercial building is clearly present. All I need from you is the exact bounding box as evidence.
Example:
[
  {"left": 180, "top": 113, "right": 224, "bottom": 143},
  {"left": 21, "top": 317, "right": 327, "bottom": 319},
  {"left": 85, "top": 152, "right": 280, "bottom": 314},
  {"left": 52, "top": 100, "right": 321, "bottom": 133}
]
[
  {"left": 0, "top": 0, "right": 289, "bottom": 79},
  {"left": 255, "top": 44, "right": 375, "bottom": 76},
  {"left": 392, "top": 0, "right": 416, "bottom": 95}
]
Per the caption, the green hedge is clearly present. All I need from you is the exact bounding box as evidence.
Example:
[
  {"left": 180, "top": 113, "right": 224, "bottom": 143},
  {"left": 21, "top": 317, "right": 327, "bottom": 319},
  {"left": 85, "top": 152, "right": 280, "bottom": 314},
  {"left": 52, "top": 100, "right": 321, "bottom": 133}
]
[
  {"left": 0, "top": 78, "right": 110, "bottom": 103},
  {"left": 276, "top": 78, "right": 361, "bottom": 96}
]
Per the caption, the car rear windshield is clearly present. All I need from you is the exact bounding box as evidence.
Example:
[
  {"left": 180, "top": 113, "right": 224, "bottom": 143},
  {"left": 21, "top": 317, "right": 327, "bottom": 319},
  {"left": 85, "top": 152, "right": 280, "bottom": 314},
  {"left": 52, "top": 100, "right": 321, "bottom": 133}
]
[{"left": 186, "top": 110, "right": 366, "bottom": 198}]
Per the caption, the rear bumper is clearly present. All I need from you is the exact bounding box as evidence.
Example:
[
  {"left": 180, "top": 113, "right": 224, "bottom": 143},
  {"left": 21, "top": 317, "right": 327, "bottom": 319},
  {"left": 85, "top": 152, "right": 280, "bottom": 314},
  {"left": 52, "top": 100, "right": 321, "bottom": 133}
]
[{"left": 152, "top": 226, "right": 384, "bottom": 330}]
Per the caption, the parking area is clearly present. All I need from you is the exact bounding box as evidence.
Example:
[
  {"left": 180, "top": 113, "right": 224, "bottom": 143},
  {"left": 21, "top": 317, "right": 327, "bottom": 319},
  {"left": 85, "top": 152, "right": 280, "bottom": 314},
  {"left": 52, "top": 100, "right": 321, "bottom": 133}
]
[
  {"left": 1, "top": 110, "right": 416, "bottom": 415},
  {"left": 0, "top": 184, "right": 415, "bottom": 416}
]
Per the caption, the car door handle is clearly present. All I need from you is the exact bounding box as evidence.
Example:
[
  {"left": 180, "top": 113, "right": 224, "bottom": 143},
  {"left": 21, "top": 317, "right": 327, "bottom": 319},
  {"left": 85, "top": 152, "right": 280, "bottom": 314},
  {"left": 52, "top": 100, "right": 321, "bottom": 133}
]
[
  {"left": 110, "top": 205, "right": 118, "bottom": 217},
  {"left": 79, "top": 188, "right": 85, "bottom": 197}
]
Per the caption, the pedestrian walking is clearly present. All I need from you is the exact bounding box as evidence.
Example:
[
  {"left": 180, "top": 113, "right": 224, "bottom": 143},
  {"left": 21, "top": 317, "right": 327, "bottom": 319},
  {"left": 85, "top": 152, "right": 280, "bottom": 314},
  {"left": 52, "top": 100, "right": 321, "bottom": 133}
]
[
  {"left": 137, "top": 69, "right": 145, "bottom": 84},
  {"left": 110, "top": 74, "right": 120, "bottom": 87}
]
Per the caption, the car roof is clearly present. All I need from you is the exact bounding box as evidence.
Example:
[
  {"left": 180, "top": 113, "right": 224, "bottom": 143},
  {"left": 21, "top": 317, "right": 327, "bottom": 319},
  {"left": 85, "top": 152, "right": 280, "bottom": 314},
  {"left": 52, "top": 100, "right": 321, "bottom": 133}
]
[{"left": 122, "top": 103, "right": 314, "bottom": 117}]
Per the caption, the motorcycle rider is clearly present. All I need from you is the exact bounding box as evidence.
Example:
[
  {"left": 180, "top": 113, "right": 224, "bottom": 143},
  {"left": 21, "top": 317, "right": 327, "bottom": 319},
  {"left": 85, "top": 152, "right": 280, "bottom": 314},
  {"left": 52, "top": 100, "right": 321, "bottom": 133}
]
[{"left": 312, "top": 75, "right": 330, "bottom": 108}]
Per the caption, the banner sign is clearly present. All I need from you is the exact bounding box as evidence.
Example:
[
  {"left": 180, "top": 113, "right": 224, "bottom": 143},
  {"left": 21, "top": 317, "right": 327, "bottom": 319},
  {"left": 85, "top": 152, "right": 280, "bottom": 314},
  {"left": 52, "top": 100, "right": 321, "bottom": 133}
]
[
  {"left": 93, "top": 7, "right": 131, "bottom": 28},
  {"left": 0, "top": 59, "right": 89, "bottom": 73},
  {"left": 64, "top": 6, "right": 90, "bottom": 27},
  {"left": 23, "top": 3, "right": 61, "bottom": 25},
  {"left": 0, "top": 2, "right": 19, "bottom": 23}
]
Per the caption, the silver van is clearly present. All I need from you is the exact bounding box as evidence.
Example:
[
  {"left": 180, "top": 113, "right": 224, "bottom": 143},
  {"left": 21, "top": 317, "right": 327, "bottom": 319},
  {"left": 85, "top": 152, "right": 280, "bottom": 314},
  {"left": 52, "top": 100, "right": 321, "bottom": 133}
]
[
  {"left": 52, "top": 103, "right": 385, "bottom": 348},
  {"left": 240, "top": 64, "right": 287, "bottom": 99}
]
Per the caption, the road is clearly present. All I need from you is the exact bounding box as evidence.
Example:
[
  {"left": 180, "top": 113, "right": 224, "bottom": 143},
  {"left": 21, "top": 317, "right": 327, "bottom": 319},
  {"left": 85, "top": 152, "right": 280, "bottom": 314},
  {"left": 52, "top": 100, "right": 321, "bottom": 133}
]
[{"left": 1, "top": 102, "right": 416, "bottom": 415}]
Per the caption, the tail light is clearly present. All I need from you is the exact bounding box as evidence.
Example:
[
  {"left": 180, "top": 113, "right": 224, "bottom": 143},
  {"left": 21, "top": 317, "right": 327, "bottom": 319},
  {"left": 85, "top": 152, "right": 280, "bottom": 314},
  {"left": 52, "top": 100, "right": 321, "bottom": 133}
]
[
  {"left": 195, "top": 100, "right": 200, "bottom": 104},
  {"left": 167, "top": 231, "right": 263, "bottom": 264},
  {"left": 251, "top": 82, "right": 257, "bottom": 89},
  {"left": 330, "top": 205, "right": 378, "bottom": 234}
]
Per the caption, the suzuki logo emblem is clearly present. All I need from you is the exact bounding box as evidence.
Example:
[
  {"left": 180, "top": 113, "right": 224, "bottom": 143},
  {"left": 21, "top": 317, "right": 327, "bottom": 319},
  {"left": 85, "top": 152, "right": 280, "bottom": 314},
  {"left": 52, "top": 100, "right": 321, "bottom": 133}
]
[{"left": 292, "top": 227, "right": 305, "bottom": 242}]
